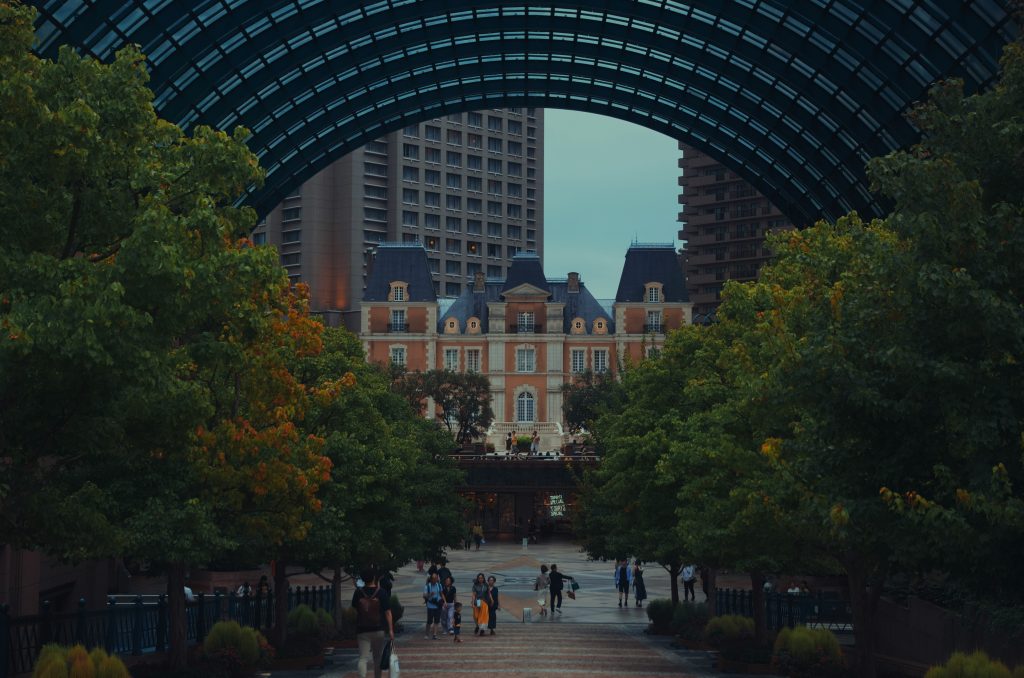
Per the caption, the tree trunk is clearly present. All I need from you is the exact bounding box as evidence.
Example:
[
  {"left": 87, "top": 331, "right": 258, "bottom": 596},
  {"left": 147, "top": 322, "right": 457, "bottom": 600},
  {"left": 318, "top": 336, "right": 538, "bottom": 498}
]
[
  {"left": 272, "top": 560, "right": 289, "bottom": 650},
  {"left": 668, "top": 562, "right": 681, "bottom": 605},
  {"left": 844, "top": 555, "right": 883, "bottom": 678},
  {"left": 750, "top": 570, "right": 767, "bottom": 643},
  {"left": 332, "top": 567, "right": 344, "bottom": 629},
  {"left": 704, "top": 567, "right": 718, "bottom": 616},
  {"left": 167, "top": 562, "right": 188, "bottom": 669}
]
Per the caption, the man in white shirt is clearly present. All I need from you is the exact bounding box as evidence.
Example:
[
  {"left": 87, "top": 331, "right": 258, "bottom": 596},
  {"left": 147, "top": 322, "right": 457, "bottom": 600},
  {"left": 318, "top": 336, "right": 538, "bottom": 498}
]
[{"left": 681, "top": 564, "right": 697, "bottom": 601}]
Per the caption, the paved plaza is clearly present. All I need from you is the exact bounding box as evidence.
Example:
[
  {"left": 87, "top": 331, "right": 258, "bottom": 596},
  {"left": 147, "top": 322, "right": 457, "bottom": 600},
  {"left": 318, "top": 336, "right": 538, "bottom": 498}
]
[{"left": 278, "top": 538, "right": 764, "bottom": 677}]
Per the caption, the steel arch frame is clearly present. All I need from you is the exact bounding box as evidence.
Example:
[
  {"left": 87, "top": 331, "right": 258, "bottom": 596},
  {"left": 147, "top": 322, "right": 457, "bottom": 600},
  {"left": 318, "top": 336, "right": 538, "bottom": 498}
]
[{"left": 30, "top": 0, "right": 1018, "bottom": 223}]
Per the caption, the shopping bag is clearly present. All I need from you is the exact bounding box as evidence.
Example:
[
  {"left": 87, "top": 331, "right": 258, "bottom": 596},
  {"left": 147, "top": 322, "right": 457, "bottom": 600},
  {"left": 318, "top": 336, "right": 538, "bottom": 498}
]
[
  {"left": 389, "top": 646, "right": 400, "bottom": 677},
  {"left": 566, "top": 590, "right": 576, "bottom": 600},
  {"left": 380, "top": 640, "right": 392, "bottom": 670},
  {"left": 570, "top": 581, "right": 580, "bottom": 591}
]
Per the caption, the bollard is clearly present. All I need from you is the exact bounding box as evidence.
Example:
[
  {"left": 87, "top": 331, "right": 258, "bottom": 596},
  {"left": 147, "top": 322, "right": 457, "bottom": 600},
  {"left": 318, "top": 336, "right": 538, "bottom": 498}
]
[
  {"left": 75, "top": 598, "right": 87, "bottom": 646},
  {"left": 522, "top": 538, "right": 528, "bottom": 549},
  {"left": 522, "top": 608, "right": 531, "bottom": 623}
]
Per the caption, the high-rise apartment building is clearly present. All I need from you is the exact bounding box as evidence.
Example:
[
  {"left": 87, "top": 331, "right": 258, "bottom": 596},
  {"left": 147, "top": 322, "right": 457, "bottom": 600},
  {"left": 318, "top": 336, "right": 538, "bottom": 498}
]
[
  {"left": 253, "top": 108, "right": 545, "bottom": 331},
  {"left": 676, "top": 142, "right": 794, "bottom": 319}
]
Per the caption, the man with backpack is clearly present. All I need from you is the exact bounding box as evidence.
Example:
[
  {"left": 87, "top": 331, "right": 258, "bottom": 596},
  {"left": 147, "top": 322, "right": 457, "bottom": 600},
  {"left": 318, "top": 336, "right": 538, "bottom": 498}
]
[{"left": 351, "top": 567, "right": 394, "bottom": 678}]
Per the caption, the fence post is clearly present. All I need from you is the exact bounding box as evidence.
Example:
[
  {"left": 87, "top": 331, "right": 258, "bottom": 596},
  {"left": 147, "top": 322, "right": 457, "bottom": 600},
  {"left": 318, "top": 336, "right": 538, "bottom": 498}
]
[
  {"left": 156, "top": 595, "right": 166, "bottom": 653},
  {"left": 131, "top": 596, "right": 144, "bottom": 656},
  {"left": 715, "top": 588, "right": 723, "bottom": 614},
  {"left": 104, "top": 598, "right": 117, "bottom": 653},
  {"left": 195, "top": 593, "right": 207, "bottom": 643},
  {"left": 786, "top": 594, "right": 795, "bottom": 628},
  {"left": 75, "top": 598, "right": 87, "bottom": 646},
  {"left": 1, "top": 603, "right": 11, "bottom": 678},
  {"left": 253, "top": 591, "right": 263, "bottom": 631},
  {"left": 227, "top": 592, "right": 237, "bottom": 624},
  {"left": 39, "top": 600, "right": 52, "bottom": 646},
  {"left": 305, "top": 586, "right": 311, "bottom": 609},
  {"left": 214, "top": 591, "right": 223, "bottom": 624}
]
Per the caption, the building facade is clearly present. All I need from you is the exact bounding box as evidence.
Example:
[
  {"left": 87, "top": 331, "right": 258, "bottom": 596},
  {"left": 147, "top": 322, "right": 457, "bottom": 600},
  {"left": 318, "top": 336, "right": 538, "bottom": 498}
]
[
  {"left": 360, "top": 243, "right": 692, "bottom": 449},
  {"left": 253, "top": 108, "right": 544, "bottom": 331},
  {"left": 676, "top": 142, "right": 795, "bottom": 319}
]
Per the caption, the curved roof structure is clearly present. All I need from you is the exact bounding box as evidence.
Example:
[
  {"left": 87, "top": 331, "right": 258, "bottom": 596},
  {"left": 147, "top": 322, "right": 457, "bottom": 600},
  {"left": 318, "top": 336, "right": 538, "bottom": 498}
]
[{"left": 31, "top": 1, "right": 1018, "bottom": 225}]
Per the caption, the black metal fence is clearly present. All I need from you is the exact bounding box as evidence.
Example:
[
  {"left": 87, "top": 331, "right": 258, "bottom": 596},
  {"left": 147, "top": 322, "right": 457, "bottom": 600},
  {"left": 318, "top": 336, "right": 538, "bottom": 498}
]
[
  {"left": 715, "top": 588, "right": 853, "bottom": 631},
  {"left": 1, "top": 585, "right": 336, "bottom": 677}
]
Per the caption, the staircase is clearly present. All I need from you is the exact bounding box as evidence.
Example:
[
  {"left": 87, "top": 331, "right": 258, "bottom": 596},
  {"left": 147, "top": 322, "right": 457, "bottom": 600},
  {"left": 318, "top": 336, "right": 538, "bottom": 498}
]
[{"left": 487, "top": 422, "right": 566, "bottom": 453}]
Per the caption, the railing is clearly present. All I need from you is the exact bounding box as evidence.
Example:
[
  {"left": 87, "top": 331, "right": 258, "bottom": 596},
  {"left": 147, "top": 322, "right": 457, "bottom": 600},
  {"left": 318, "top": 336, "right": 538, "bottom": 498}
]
[
  {"left": 387, "top": 323, "right": 409, "bottom": 332},
  {"left": 714, "top": 588, "right": 853, "bottom": 631},
  {"left": 1, "top": 585, "right": 335, "bottom": 677},
  {"left": 510, "top": 324, "right": 543, "bottom": 333},
  {"left": 642, "top": 324, "right": 664, "bottom": 334}
]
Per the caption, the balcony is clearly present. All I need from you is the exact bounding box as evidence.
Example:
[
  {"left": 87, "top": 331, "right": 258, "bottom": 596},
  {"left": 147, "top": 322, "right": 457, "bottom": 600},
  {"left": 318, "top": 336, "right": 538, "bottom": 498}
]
[
  {"left": 388, "top": 323, "right": 409, "bottom": 333},
  {"left": 510, "top": 324, "right": 544, "bottom": 334},
  {"left": 642, "top": 324, "right": 664, "bottom": 334}
]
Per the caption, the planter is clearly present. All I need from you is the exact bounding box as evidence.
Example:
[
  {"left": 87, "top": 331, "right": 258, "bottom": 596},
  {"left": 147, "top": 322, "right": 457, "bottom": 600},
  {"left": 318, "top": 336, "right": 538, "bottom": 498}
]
[{"left": 717, "top": 657, "right": 776, "bottom": 674}]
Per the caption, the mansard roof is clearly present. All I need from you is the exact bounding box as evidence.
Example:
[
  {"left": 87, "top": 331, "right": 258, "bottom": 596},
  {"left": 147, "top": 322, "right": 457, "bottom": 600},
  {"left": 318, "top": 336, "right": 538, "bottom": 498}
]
[
  {"left": 500, "top": 253, "right": 549, "bottom": 296},
  {"left": 439, "top": 276, "right": 614, "bottom": 334},
  {"left": 614, "top": 243, "right": 688, "bottom": 303},
  {"left": 362, "top": 243, "right": 437, "bottom": 303}
]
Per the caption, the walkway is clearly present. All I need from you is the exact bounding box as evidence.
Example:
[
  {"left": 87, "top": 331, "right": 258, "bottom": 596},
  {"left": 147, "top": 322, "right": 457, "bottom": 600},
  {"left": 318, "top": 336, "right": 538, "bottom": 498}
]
[{"left": 273, "top": 538, "right": 767, "bottom": 677}]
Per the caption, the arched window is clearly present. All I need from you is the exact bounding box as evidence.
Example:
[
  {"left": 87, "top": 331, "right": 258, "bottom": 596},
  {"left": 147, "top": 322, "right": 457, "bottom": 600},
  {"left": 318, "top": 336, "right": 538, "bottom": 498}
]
[{"left": 516, "top": 392, "right": 535, "bottom": 423}]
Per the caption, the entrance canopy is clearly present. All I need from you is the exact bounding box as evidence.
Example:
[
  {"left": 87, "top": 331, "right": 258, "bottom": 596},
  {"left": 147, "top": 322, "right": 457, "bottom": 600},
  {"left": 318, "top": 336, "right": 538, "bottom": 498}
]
[{"left": 31, "top": 1, "right": 1018, "bottom": 224}]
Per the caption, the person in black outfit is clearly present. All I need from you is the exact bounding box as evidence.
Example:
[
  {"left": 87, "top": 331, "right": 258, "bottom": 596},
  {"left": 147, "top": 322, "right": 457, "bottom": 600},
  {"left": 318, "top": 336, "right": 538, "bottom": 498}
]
[
  {"left": 437, "top": 559, "right": 453, "bottom": 585},
  {"left": 548, "top": 564, "right": 574, "bottom": 613},
  {"left": 351, "top": 567, "right": 394, "bottom": 678},
  {"left": 486, "top": 575, "right": 500, "bottom": 634}
]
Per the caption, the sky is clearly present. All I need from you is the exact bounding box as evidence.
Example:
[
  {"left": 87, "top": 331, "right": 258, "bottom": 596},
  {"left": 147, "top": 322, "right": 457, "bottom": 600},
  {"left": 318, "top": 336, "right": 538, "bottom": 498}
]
[{"left": 542, "top": 109, "right": 681, "bottom": 299}]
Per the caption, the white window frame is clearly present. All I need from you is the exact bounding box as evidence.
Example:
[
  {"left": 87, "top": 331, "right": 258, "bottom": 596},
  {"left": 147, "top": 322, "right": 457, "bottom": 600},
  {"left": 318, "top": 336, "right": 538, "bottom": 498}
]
[
  {"left": 593, "top": 349, "right": 609, "bottom": 374},
  {"left": 646, "top": 310, "right": 662, "bottom": 332},
  {"left": 444, "top": 348, "right": 460, "bottom": 371},
  {"left": 647, "top": 286, "right": 660, "bottom": 303},
  {"left": 570, "top": 348, "right": 586, "bottom": 374},
  {"left": 390, "top": 346, "right": 407, "bottom": 366},
  {"left": 517, "top": 311, "right": 534, "bottom": 333},
  {"left": 392, "top": 285, "right": 405, "bottom": 301},
  {"left": 516, "top": 347, "right": 536, "bottom": 373},
  {"left": 391, "top": 308, "right": 407, "bottom": 331},
  {"left": 466, "top": 348, "right": 481, "bottom": 373},
  {"left": 516, "top": 391, "right": 535, "bottom": 423}
]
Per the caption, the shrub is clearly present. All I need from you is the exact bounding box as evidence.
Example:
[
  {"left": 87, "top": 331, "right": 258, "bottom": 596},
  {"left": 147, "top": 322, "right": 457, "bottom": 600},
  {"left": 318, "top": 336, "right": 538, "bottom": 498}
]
[
  {"left": 33, "top": 645, "right": 129, "bottom": 678},
  {"left": 773, "top": 626, "right": 845, "bottom": 678},
  {"left": 516, "top": 436, "right": 532, "bottom": 451},
  {"left": 204, "top": 620, "right": 266, "bottom": 675},
  {"left": 646, "top": 598, "right": 676, "bottom": 632},
  {"left": 925, "top": 651, "right": 1015, "bottom": 678},
  {"left": 671, "top": 602, "right": 710, "bottom": 641},
  {"left": 703, "top": 615, "right": 754, "bottom": 648},
  {"left": 286, "top": 605, "right": 319, "bottom": 638},
  {"left": 315, "top": 608, "right": 334, "bottom": 636}
]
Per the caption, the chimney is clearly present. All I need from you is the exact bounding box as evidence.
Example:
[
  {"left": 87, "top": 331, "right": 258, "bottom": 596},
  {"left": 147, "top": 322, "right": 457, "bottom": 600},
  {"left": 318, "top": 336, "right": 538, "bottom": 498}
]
[
  {"left": 567, "top": 272, "right": 580, "bottom": 293},
  {"left": 474, "top": 271, "right": 486, "bottom": 292}
]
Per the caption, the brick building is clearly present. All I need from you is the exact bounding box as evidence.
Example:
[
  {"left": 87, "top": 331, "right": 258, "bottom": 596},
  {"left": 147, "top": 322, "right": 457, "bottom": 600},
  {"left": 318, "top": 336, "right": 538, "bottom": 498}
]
[{"left": 360, "top": 242, "right": 692, "bottom": 449}]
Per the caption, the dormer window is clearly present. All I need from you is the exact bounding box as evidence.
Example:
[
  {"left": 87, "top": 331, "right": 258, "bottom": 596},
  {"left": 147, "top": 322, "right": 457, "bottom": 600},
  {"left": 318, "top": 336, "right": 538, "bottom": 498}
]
[
  {"left": 593, "top": 318, "right": 607, "bottom": 334},
  {"left": 646, "top": 285, "right": 661, "bottom": 303},
  {"left": 389, "top": 281, "right": 409, "bottom": 302},
  {"left": 444, "top": 318, "right": 460, "bottom": 334},
  {"left": 571, "top": 317, "right": 586, "bottom": 335}
]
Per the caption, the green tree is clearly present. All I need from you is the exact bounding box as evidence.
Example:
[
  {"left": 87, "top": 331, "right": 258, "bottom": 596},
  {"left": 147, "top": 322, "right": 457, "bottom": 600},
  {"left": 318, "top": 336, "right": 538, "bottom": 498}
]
[
  {"left": 560, "top": 370, "right": 625, "bottom": 441},
  {"left": 392, "top": 369, "right": 494, "bottom": 446},
  {"left": 0, "top": 4, "right": 329, "bottom": 666}
]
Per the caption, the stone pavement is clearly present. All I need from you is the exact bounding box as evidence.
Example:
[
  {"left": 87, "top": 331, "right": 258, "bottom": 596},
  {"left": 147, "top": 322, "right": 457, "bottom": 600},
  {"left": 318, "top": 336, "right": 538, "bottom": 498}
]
[{"left": 269, "top": 538, "right": 767, "bottom": 677}]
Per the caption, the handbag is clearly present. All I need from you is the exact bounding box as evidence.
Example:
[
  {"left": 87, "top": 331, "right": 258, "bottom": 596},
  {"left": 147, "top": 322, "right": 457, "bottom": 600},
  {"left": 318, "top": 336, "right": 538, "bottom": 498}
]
[
  {"left": 389, "top": 646, "right": 400, "bottom": 677},
  {"left": 570, "top": 581, "right": 580, "bottom": 591},
  {"left": 566, "top": 590, "right": 576, "bottom": 600}
]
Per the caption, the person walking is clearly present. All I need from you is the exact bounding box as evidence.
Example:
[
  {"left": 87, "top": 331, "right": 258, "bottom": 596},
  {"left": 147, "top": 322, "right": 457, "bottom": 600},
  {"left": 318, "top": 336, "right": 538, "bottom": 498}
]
[
  {"left": 441, "top": 575, "right": 457, "bottom": 634},
  {"left": 423, "top": 572, "right": 443, "bottom": 639},
  {"left": 682, "top": 563, "right": 698, "bottom": 601},
  {"left": 452, "top": 602, "right": 463, "bottom": 643},
  {"left": 505, "top": 431, "right": 513, "bottom": 454},
  {"left": 471, "top": 572, "right": 492, "bottom": 635},
  {"left": 530, "top": 430, "right": 540, "bottom": 455},
  {"left": 437, "top": 558, "right": 453, "bottom": 586},
  {"left": 351, "top": 567, "right": 394, "bottom": 678},
  {"left": 632, "top": 560, "right": 647, "bottom": 608},
  {"left": 614, "top": 558, "right": 632, "bottom": 607},
  {"left": 548, "top": 564, "right": 574, "bottom": 613},
  {"left": 486, "top": 576, "right": 500, "bottom": 635},
  {"left": 472, "top": 522, "right": 484, "bottom": 550},
  {"left": 534, "top": 564, "right": 550, "bottom": 616}
]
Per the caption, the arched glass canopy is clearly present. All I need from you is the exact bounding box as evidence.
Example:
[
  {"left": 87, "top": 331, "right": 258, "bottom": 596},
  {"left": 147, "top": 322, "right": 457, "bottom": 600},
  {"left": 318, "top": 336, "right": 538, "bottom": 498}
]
[{"left": 31, "top": 1, "right": 1018, "bottom": 224}]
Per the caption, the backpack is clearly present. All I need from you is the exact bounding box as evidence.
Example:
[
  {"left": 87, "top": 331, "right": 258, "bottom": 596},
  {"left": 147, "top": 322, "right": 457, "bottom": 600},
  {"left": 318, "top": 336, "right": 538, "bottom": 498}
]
[{"left": 356, "top": 587, "right": 382, "bottom": 627}]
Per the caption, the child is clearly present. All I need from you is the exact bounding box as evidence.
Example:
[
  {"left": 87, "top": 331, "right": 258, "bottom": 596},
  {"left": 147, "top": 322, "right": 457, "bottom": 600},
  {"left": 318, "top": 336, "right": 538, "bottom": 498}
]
[{"left": 452, "top": 602, "right": 463, "bottom": 643}]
